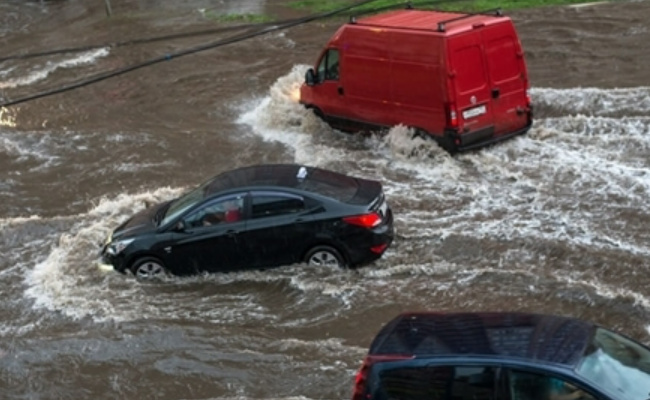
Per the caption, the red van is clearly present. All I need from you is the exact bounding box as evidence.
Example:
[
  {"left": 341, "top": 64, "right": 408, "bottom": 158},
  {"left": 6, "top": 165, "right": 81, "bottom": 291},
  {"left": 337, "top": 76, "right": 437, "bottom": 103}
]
[{"left": 299, "top": 8, "right": 533, "bottom": 153}]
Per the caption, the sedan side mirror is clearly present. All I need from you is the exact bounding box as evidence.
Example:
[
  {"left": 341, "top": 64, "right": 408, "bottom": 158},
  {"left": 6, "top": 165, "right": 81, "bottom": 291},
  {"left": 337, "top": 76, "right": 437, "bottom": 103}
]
[
  {"left": 305, "top": 68, "right": 316, "bottom": 86},
  {"left": 173, "top": 220, "right": 186, "bottom": 232}
]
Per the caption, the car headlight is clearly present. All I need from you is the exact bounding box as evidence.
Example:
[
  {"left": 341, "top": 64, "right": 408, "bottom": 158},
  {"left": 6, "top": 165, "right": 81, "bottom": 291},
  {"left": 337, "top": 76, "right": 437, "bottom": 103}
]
[{"left": 106, "top": 238, "right": 135, "bottom": 256}]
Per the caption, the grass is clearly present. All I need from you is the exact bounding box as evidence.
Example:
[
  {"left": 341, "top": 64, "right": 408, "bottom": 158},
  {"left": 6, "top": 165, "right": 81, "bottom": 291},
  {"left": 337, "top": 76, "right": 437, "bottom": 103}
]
[
  {"left": 288, "top": 0, "right": 609, "bottom": 13},
  {"left": 203, "top": 11, "right": 274, "bottom": 23}
]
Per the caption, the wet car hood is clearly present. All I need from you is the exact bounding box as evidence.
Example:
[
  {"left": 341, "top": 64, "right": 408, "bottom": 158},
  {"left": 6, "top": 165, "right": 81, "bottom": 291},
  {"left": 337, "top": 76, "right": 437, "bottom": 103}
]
[{"left": 111, "top": 200, "right": 171, "bottom": 240}]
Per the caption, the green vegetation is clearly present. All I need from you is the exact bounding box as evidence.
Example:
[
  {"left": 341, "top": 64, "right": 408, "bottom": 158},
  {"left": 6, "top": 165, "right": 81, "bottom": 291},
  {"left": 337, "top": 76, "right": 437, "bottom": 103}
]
[
  {"left": 289, "top": 0, "right": 606, "bottom": 13},
  {"left": 204, "top": 11, "right": 274, "bottom": 23}
]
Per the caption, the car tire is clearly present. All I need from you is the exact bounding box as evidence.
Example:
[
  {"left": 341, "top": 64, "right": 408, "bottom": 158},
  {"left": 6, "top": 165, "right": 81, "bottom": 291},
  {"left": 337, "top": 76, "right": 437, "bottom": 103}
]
[
  {"left": 130, "top": 257, "right": 168, "bottom": 280},
  {"left": 304, "top": 245, "right": 345, "bottom": 268}
]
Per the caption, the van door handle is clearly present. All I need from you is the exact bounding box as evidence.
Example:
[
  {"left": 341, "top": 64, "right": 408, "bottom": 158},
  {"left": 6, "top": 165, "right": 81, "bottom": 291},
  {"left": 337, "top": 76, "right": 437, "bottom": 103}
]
[
  {"left": 491, "top": 88, "right": 500, "bottom": 99},
  {"left": 338, "top": 87, "right": 344, "bottom": 95}
]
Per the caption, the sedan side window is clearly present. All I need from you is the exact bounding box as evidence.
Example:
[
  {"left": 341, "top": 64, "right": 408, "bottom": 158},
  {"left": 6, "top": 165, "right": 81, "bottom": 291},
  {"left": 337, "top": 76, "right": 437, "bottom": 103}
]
[
  {"left": 184, "top": 196, "right": 245, "bottom": 227},
  {"left": 251, "top": 194, "right": 305, "bottom": 219},
  {"left": 507, "top": 370, "right": 597, "bottom": 400}
]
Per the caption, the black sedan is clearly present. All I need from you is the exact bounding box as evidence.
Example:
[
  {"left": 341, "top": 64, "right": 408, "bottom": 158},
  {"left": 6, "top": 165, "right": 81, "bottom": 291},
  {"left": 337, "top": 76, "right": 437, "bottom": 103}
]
[
  {"left": 100, "top": 164, "right": 394, "bottom": 279},
  {"left": 353, "top": 311, "right": 650, "bottom": 400}
]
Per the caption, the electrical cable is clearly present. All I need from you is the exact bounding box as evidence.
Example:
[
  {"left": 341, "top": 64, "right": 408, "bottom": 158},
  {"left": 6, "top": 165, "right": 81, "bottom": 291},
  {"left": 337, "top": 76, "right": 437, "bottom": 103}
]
[
  {"left": 0, "top": 0, "right": 490, "bottom": 109},
  {"left": 0, "top": 0, "right": 382, "bottom": 108},
  {"left": 0, "top": 18, "right": 305, "bottom": 63},
  {"left": 0, "top": 0, "right": 477, "bottom": 63}
]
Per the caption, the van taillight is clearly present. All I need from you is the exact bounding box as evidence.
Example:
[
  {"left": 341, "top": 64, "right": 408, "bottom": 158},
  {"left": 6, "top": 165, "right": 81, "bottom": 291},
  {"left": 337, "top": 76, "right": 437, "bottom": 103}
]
[
  {"left": 351, "top": 355, "right": 413, "bottom": 400},
  {"left": 343, "top": 212, "right": 381, "bottom": 228},
  {"left": 525, "top": 88, "right": 531, "bottom": 107},
  {"left": 445, "top": 102, "right": 459, "bottom": 128}
]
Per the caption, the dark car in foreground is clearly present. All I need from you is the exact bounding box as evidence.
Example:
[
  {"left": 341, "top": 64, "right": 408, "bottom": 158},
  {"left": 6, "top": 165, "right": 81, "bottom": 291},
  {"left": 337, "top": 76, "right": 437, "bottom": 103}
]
[
  {"left": 100, "top": 164, "right": 393, "bottom": 279},
  {"left": 353, "top": 311, "right": 650, "bottom": 400}
]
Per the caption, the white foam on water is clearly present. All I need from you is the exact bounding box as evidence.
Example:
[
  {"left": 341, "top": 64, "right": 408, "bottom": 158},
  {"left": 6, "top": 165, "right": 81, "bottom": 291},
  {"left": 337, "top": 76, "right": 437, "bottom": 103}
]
[
  {"left": 272, "top": 337, "right": 363, "bottom": 355},
  {"left": 23, "top": 187, "right": 183, "bottom": 322},
  {"left": 19, "top": 76, "right": 650, "bottom": 325},
  {"left": 0, "top": 48, "right": 110, "bottom": 89},
  {"left": 553, "top": 272, "right": 650, "bottom": 310},
  {"left": 0, "top": 214, "right": 42, "bottom": 230},
  {"left": 0, "top": 131, "right": 58, "bottom": 163},
  {"left": 237, "top": 64, "right": 351, "bottom": 166},
  {"left": 238, "top": 67, "right": 650, "bottom": 264},
  {"left": 532, "top": 86, "right": 650, "bottom": 116}
]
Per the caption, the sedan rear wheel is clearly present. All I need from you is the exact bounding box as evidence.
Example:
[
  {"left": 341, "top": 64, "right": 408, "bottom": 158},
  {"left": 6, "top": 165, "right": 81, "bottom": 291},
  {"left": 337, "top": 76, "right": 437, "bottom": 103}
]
[
  {"left": 130, "top": 257, "right": 167, "bottom": 280},
  {"left": 305, "top": 245, "right": 345, "bottom": 268}
]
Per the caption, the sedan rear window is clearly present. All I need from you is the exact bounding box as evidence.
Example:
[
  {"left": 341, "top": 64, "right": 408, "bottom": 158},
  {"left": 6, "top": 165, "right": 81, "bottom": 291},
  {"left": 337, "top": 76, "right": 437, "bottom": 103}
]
[{"left": 252, "top": 194, "right": 305, "bottom": 218}]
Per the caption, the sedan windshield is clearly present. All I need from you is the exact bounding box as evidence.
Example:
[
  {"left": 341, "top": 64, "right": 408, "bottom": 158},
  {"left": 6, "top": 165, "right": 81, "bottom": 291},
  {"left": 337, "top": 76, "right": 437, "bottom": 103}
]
[
  {"left": 576, "top": 328, "right": 650, "bottom": 400},
  {"left": 160, "top": 182, "right": 210, "bottom": 226}
]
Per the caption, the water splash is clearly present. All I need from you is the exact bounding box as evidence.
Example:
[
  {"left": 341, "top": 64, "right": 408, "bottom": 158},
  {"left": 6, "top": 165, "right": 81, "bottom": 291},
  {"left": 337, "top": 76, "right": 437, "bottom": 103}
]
[{"left": 0, "top": 48, "right": 109, "bottom": 89}]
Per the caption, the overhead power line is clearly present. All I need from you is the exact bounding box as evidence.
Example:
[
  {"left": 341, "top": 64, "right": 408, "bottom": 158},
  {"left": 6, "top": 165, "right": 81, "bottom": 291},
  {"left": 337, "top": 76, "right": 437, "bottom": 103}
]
[{"left": 0, "top": 0, "right": 473, "bottom": 108}]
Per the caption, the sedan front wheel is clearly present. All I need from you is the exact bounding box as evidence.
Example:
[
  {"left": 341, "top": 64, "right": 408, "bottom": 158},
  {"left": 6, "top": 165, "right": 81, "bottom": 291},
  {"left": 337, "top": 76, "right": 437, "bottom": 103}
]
[{"left": 130, "top": 257, "right": 168, "bottom": 280}]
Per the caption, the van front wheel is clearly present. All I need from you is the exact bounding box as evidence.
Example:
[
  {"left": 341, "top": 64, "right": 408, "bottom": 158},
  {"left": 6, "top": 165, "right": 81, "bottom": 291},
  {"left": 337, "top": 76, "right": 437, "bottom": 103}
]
[
  {"left": 411, "top": 128, "right": 428, "bottom": 140},
  {"left": 309, "top": 106, "right": 325, "bottom": 121}
]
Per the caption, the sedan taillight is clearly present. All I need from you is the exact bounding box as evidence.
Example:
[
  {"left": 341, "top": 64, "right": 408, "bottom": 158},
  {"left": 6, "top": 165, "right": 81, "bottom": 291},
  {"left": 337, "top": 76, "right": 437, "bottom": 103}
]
[{"left": 343, "top": 212, "right": 381, "bottom": 228}]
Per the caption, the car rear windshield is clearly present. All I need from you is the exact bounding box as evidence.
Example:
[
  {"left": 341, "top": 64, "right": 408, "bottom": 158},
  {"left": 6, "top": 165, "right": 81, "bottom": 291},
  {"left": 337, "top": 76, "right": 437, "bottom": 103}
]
[
  {"left": 204, "top": 165, "right": 361, "bottom": 203},
  {"left": 298, "top": 168, "right": 359, "bottom": 202}
]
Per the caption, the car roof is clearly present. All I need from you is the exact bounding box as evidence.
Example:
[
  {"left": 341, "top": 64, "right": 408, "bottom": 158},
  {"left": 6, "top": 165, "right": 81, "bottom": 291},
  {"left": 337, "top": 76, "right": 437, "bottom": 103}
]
[
  {"left": 355, "top": 10, "right": 510, "bottom": 36},
  {"left": 369, "top": 312, "right": 596, "bottom": 368},
  {"left": 202, "top": 164, "right": 369, "bottom": 203}
]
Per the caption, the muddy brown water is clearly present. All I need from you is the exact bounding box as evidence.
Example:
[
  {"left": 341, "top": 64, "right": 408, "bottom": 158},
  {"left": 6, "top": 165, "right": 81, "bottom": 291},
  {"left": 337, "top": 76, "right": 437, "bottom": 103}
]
[{"left": 1, "top": 0, "right": 650, "bottom": 398}]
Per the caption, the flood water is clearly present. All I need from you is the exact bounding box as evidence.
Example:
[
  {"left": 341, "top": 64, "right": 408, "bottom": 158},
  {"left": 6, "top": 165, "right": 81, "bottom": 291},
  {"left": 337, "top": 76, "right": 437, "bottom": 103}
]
[{"left": 1, "top": 0, "right": 650, "bottom": 398}]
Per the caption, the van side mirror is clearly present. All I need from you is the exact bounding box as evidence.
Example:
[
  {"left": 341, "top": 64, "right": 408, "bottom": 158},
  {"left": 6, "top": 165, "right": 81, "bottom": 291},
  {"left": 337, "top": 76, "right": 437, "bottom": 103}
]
[{"left": 305, "top": 68, "right": 316, "bottom": 86}]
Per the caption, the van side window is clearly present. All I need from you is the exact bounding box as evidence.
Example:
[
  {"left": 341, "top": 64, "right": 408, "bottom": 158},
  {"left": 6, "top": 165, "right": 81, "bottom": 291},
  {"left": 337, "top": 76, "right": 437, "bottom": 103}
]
[{"left": 317, "top": 49, "right": 340, "bottom": 82}]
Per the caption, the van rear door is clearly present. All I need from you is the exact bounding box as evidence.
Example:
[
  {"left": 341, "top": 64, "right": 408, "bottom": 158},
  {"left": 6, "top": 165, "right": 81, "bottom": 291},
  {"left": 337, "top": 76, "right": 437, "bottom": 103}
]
[
  {"left": 447, "top": 33, "right": 495, "bottom": 147},
  {"left": 481, "top": 22, "right": 530, "bottom": 137}
]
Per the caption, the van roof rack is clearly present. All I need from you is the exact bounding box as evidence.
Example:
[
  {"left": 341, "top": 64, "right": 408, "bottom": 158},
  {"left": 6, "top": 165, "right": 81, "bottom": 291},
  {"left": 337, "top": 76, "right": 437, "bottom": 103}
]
[
  {"left": 349, "top": 6, "right": 504, "bottom": 31},
  {"left": 437, "top": 8, "right": 503, "bottom": 32}
]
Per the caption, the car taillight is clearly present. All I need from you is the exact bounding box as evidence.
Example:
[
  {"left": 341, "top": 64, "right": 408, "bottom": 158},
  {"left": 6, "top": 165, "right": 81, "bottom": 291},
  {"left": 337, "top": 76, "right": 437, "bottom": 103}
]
[
  {"left": 351, "top": 355, "right": 413, "bottom": 400},
  {"left": 343, "top": 212, "right": 381, "bottom": 228},
  {"left": 445, "top": 102, "right": 459, "bottom": 128},
  {"left": 370, "top": 243, "right": 388, "bottom": 254},
  {"left": 525, "top": 88, "right": 532, "bottom": 108}
]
